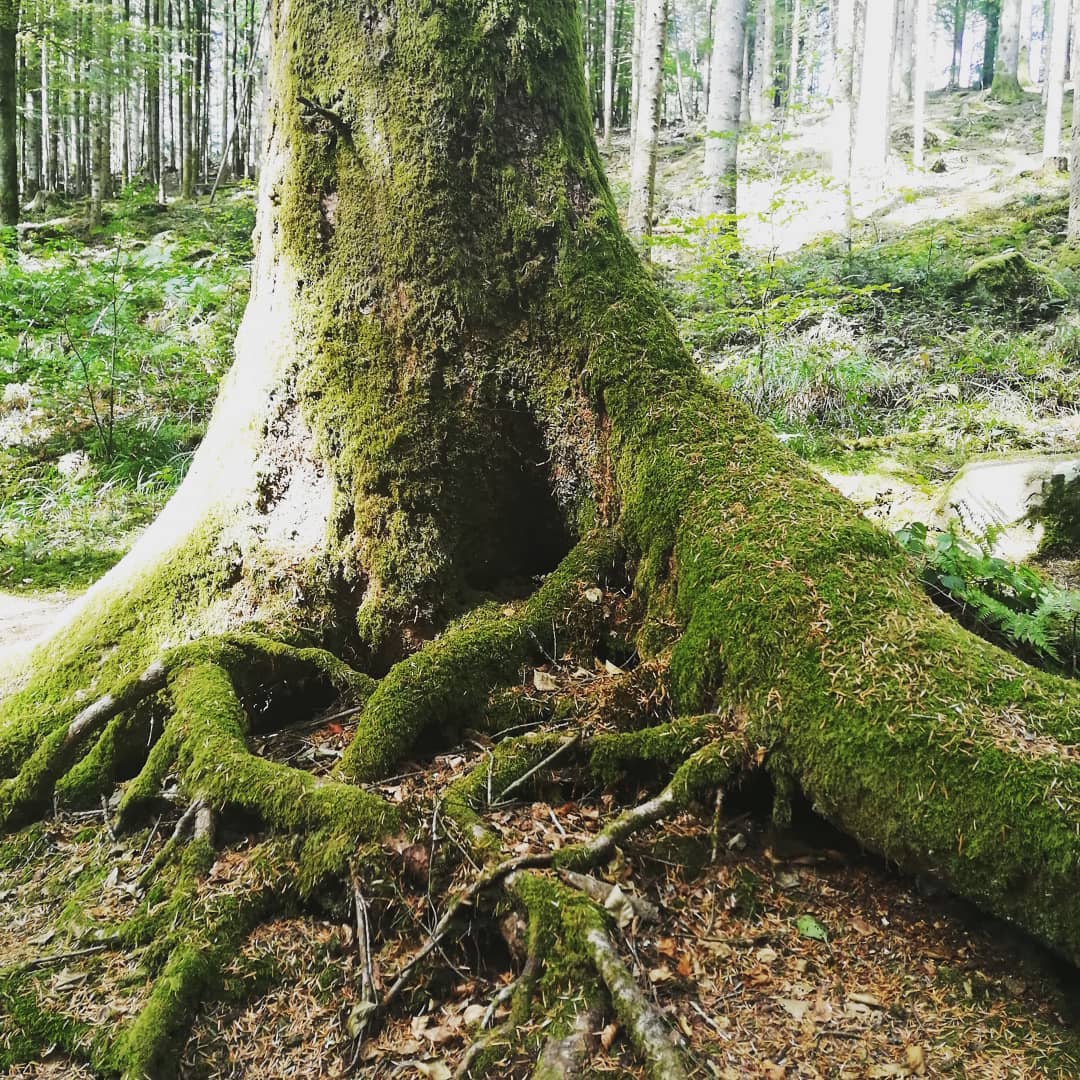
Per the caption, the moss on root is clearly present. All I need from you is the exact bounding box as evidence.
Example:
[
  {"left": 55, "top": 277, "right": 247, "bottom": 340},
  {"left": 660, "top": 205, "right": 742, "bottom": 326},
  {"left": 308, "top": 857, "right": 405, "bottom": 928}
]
[{"left": 336, "top": 534, "right": 616, "bottom": 782}]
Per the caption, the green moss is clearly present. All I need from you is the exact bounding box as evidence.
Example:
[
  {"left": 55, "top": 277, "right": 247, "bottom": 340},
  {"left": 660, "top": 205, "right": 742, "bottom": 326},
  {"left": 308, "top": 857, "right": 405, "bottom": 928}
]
[
  {"left": 336, "top": 534, "right": 614, "bottom": 782},
  {"left": 0, "top": 970, "right": 93, "bottom": 1068},
  {"left": 990, "top": 72, "right": 1026, "bottom": 103},
  {"left": 589, "top": 717, "right": 710, "bottom": 786}
]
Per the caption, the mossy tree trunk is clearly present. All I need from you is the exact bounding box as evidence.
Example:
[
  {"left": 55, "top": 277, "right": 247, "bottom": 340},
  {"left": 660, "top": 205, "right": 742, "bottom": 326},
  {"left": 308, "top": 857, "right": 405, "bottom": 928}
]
[{"left": 9, "top": 0, "right": 1080, "bottom": 1075}]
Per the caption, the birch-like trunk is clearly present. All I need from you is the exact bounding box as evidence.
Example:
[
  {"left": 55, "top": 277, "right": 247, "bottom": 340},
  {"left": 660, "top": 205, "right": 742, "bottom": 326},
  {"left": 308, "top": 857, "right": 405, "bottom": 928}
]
[
  {"left": 603, "top": 0, "right": 616, "bottom": 148},
  {"left": 749, "top": 0, "right": 775, "bottom": 122},
  {"left": 1043, "top": 0, "right": 1070, "bottom": 160},
  {"left": 627, "top": 0, "right": 666, "bottom": 254},
  {"left": 701, "top": 0, "right": 748, "bottom": 217},
  {"left": 787, "top": 0, "right": 802, "bottom": 106},
  {"left": 831, "top": 0, "right": 855, "bottom": 186},
  {"left": 912, "top": 0, "right": 931, "bottom": 169},
  {"left": 851, "top": 0, "right": 897, "bottom": 191},
  {"left": 1069, "top": 0, "right": 1080, "bottom": 239}
]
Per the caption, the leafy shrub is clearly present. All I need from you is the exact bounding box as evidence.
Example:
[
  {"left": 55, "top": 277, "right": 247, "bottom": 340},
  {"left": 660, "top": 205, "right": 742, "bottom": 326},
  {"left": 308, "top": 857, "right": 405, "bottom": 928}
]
[{"left": 897, "top": 521, "right": 1080, "bottom": 676}]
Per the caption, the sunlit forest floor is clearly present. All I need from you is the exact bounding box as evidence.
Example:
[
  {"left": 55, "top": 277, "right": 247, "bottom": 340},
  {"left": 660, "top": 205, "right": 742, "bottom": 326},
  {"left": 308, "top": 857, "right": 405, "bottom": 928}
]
[{"left": 7, "top": 88, "right": 1080, "bottom": 1077}]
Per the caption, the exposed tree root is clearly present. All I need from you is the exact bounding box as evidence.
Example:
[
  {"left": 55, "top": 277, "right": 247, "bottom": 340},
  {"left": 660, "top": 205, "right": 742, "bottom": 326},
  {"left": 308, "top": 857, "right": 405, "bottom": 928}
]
[
  {"left": 336, "top": 533, "right": 618, "bottom": 783},
  {"left": 584, "top": 926, "right": 689, "bottom": 1079}
]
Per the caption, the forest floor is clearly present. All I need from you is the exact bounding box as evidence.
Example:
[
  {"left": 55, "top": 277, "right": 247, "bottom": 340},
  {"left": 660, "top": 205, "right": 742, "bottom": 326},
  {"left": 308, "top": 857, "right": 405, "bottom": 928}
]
[{"left": 7, "top": 89, "right": 1080, "bottom": 1077}]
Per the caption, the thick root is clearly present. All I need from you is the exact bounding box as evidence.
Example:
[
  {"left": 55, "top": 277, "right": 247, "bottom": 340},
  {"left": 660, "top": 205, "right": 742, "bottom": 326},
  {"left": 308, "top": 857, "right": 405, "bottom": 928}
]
[{"left": 336, "top": 533, "right": 617, "bottom": 782}]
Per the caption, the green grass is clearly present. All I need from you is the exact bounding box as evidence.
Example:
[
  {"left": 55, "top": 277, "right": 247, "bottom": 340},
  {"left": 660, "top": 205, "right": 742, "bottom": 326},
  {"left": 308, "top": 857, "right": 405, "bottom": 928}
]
[
  {"left": 668, "top": 192, "right": 1080, "bottom": 472},
  {"left": 0, "top": 183, "right": 254, "bottom": 592}
]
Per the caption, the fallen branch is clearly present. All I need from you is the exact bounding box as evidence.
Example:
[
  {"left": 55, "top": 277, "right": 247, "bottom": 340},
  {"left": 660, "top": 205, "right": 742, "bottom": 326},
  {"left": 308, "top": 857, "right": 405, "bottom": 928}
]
[
  {"left": 492, "top": 732, "right": 581, "bottom": 806},
  {"left": 584, "top": 927, "right": 688, "bottom": 1080},
  {"left": 558, "top": 870, "right": 660, "bottom": 923}
]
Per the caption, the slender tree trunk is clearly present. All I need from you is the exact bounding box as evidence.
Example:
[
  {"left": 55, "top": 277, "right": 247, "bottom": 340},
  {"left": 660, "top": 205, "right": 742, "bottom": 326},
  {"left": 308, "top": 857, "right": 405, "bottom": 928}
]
[
  {"left": 787, "top": 0, "right": 802, "bottom": 105},
  {"left": 1068, "top": 0, "right": 1080, "bottom": 238},
  {"left": 630, "top": 0, "right": 643, "bottom": 153},
  {"left": 993, "top": 0, "right": 1025, "bottom": 98},
  {"left": 983, "top": 0, "right": 1001, "bottom": 86},
  {"left": 1018, "top": 0, "right": 1033, "bottom": 81},
  {"left": 628, "top": 0, "right": 666, "bottom": 253},
  {"left": 851, "top": 0, "right": 897, "bottom": 190},
  {"left": 23, "top": 8, "right": 40, "bottom": 202},
  {"left": 949, "top": 0, "right": 968, "bottom": 86},
  {"left": 0, "top": 0, "right": 18, "bottom": 223},
  {"left": 603, "top": 0, "right": 615, "bottom": 147},
  {"left": 831, "top": 0, "right": 855, "bottom": 187},
  {"left": 750, "top": 0, "right": 776, "bottom": 121},
  {"left": 1043, "top": 0, "right": 1069, "bottom": 159},
  {"left": 701, "top": 0, "right": 748, "bottom": 217},
  {"left": 913, "top": 0, "right": 931, "bottom": 168}
]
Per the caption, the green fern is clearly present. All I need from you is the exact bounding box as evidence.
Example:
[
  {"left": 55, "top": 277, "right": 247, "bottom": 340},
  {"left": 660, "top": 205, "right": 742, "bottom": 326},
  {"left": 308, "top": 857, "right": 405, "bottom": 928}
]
[{"left": 896, "top": 522, "right": 1080, "bottom": 676}]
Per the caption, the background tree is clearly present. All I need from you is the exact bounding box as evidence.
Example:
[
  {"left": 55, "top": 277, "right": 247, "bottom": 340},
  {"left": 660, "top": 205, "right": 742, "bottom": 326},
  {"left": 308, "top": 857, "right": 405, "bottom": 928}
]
[
  {"left": 0, "top": 0, "right": 17, "bottom": 223},
  {"left": 992, "top": 0, "right": 1025, "bottom": 98},
  {"left": 1042, "top": 0, "right": 1069, "bottom": 161},
  {"left": 701, "top": 0, "right": 748, "bottom": 216},
  {"left": 628, "top": 0, "right": 667, "bottom": 250}
]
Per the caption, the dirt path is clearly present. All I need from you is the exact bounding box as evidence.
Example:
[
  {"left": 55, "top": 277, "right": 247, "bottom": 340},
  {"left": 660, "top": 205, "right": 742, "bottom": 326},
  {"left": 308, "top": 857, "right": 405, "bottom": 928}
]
[{"left": 0, "top": 591, "right": 74, "bottom": 659}]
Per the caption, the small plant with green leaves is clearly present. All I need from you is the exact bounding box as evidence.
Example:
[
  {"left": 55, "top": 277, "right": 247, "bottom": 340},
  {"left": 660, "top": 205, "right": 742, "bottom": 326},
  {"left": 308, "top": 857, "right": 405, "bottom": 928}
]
[{"left": 896, "top": 521, "right": 1080, "bottom": 676}]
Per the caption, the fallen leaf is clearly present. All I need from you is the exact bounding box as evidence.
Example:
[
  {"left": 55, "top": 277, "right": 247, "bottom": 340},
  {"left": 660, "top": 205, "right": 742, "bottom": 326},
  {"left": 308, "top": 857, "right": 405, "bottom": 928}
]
[
  {"left": 604, "top": 884, "right": 634, "bottom": 929},
  {"left": 796, "top": 914, "right": 828, "bottom": 943},
  {"left": 532, "top": 669, "right": 558, "bottom": 692},
  {"left": 603, "top": 659, "right": 623, "bottom": 675},
  {"left": 600, "top": 1021, "right": 619, "bottom": 1050},
  {"left": 779, "top": 998, "right": 810, "bottom": 1021},
  {"left": 462, "top": 1004, "right": 486, "bottom": 1026},
  {"left": 905, "top": 1045, "right": 926, "bottom": 1076},
  {"left": 762, "top": 1063, "right": 786, "bottom": 1080},
  {"left": 755, "top": 946, "right": 778, "bottom": 964},
  {"left": 847, "top": 991, "right": 884, "bottom": 1008},
  {"left": 54, "top": 967, "right": 88, "bottom": 990},
  {"left": 584, "top": 587, "right": 603, "bottom": 603},
  {"left": 648, "top": 965, "right": 673, "bottom": 983},
  {"left": 413, "top": 1063, "right": 452, "bottom": 1080}
]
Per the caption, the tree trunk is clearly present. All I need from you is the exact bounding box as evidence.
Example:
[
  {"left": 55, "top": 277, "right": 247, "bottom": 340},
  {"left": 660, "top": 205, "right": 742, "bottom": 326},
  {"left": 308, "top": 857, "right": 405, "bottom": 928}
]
[
  {"left": 913, "top": 0, "right": 931, "bottom": 168},
  {"left": 949, "top": 0, "right": 968, "bottom": 87},
  {"left": 627, "top": 0, "right": 666, "bottom": 252},
  {"left": 851, "top": 0, "right": 896, "bottom": 190},
  {"left": 993, "top": 0, "right": 1025, "bottom": 98},
  {"left": 603, "top": 0, "right": 615, "bottom": 147},
  {"left": 1043, "top": 0, "right": 1069, "bottom": 159},
  {"left": 831, "top": 0, "right": 855, "bottom": 186},
  {"left": 1069, "top": 0, "right": 1080, "bottom": 238},
  {"left": 23, "top": 9, "right": 40, "bottom": 203},
  {"left": 701, "top": 0, "right": 748, "bottom": 216},
  {"left": 750, "top": 0, "right": 775, "bottom": 121},
  {"left": 0, "top": 0, "right": 18, "bottom": 223},
  {"left": 983, "top": 0, "right": 1001, "bottom": 87},
  {"left": 13, "top": 1, "right": 1080, "bottom": 1074},
  {"left": 787, "top": 0, "right": 802, "bottom": 106},
  {"left": 1019, "top": 0, "right": 1033, "bottom": 82}
]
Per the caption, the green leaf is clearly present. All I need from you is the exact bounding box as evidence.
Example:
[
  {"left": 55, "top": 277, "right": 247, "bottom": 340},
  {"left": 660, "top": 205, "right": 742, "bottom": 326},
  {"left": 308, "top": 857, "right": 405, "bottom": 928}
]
[{"left": 796, "top": 914, "right": 828, "bottom": 943}]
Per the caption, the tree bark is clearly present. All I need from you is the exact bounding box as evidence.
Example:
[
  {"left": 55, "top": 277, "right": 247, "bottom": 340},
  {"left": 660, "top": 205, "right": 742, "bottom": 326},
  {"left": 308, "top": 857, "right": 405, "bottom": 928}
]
[
  {"left": 831, "top": 0, "right": 855, "bottom": 186},
  {"left": 913, "top": 0, "right": 931, "bottom": 168},
  {"left": 787, "top": 0, "right": 802, "bottom": 106},
  {"left": 12, "top": 1, "right": 1080, "bottom": 1071},
  {"left": 1068, "top": 0, "right": 1080, "bottom": 238},
  {"left": 0, "top": 0, "right": 18, "bottom": 223},
  {"left": 701, "top": 0, "right": 748, "bottom": 216},
  {"left": 983, "top": 0, "right": 1001, "bottom": 87},
  {"left": 851, "top": 0, "right": 896, "bottom": 190},
  {"left": 1043, "top": 0, "right": 1069, "bottom": 160},
  {"left": 993, "top": 0, "right": 1025, "bottom": 98},
  {"left": 750, "top": 0, "right": 775, "bottom": 121},
  {"left": 627, "top": 0, "right": 666, "bottom": 252}
]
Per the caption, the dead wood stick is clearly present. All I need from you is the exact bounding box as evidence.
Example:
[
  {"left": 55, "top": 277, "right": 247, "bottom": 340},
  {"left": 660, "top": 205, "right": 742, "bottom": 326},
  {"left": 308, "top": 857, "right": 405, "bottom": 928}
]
[
  {"left": 380, "top": 852, "right": 553, "bottom": 1013},
  {"left": 558, "top": 869, "right": 660, "bottom": 923},
  {"left": 491, "top": 732, "right": 581, "bottom": 807},
  {"left": 584, "top": 926, "right": 689, "bottom": 1080}
]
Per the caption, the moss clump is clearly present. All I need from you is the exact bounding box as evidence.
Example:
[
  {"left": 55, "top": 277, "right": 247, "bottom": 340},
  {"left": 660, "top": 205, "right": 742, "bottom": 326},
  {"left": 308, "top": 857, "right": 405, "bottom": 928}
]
[
  {"left": 959, "top": 249, "right": 1068, "bottom": 318},
  {"left": 990, "top": 72, "right": 1026, "bottom": 103},
  {"left": 0, "top": 971, "right": 93, "bottom": 1068}
]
